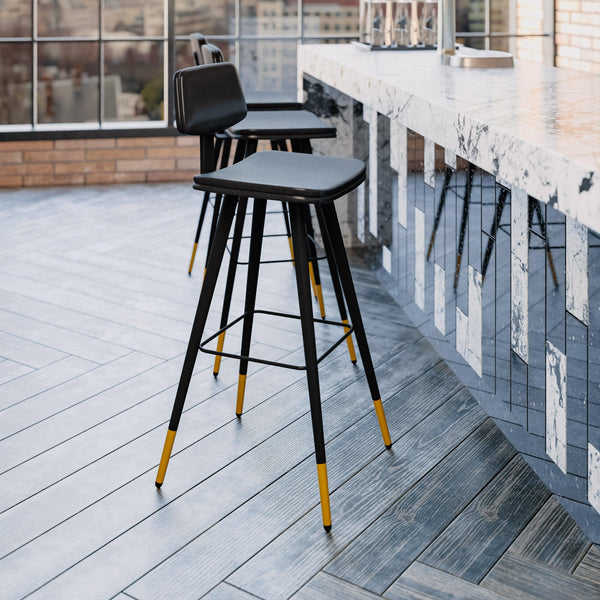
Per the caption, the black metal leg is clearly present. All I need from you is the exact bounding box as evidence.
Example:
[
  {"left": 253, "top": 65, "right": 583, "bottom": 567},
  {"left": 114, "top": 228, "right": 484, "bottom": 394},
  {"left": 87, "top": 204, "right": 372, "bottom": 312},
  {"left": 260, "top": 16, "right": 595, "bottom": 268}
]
[
  {"left": 289, "top": 202, "right": 331, "bottom": 532},
  {"left": 321, "top": 202, "right": 392, "bottom": 450},
  {"left": 315, "top": 205, "right": 357, "bottom": 363},
  {"left": 454, "top": 163, "right": 474, "bottom": 291},
  {"left": 290, "top": 138, "right": 325, "bottom": 310},
  {"left": 213, "top": 197, "right": 249, "bottom": 377},
  {"left": 156, "top": 196, "right": 238, "bottom": 487},
  {"left": 204, "top": 139, "right": 245, "bottom": 276},
  {"left": 305, "top": 210, "right": 326, "bottom": 316},
  {"left": 282, "top": 201, "right": 294, "bottom": 263},
  {"left": 236, "top": 199, "right": 267, "bottom": 416},
  {"left": 482, "top": 187, "right": 508, "bottom": 281},
  {"left": 276, "top": 139, "right": 295, "bottom": 263},
  {"left": 188, "top": 136, "right": 230, "bottom": 276},
  {"left": 427, "top": 166, "right": 453, "bottom": 261},
  {"left": 532, "top": 199, "right": 559, "bottom": 288},
  {"left": 188, "top": 193, "right": 210, "bottom": 275}
]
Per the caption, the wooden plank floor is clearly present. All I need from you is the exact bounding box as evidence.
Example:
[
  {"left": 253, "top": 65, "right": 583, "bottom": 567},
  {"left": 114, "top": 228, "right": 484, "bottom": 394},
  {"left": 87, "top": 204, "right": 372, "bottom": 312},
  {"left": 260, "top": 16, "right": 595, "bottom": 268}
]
[{"left": 0, "top": 183, "right": 598, "bottom": 600}]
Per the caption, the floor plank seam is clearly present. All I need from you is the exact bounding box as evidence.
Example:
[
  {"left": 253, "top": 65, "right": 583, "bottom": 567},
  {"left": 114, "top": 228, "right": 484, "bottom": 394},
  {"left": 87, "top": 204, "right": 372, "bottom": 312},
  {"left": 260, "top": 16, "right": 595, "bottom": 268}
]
[
  {"left": 0, "top": 359, "right": 104, "bottom": 413},
  {"left": 0, "top": 285, "right": 198, "bottom": 352},
  {"left": 0, "top": 351, "right": 170, "bottom": 444},
  {"left": 221, "top": 389, "right": 486, "bottom": 600},
  {"left": 407, "top": 456, "right": 552, "bottom": 587},
  {"left": 0, "top": 353, "right": 272, "bottom": 517},
  {"left": 51, "top": 346, "right": 440, "bottom": 598}
]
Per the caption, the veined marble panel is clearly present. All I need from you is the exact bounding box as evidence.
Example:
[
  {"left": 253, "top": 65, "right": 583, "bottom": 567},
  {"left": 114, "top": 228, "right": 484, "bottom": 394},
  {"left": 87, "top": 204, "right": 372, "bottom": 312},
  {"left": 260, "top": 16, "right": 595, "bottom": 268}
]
[
  {"left": 589, "top": 443, "right": 600, "bottom": 514},
  {"left": 390, "top": 120, "right": 408, "bottom": 228},
  {"left": 566, "top": 216, "right": 589, "bottom": 326},
  {"left": 456, "top": 307, "right": 468, "bottom": 361},
  {"left": 363, "top": 105, "right": 379, "bottom": 237},
  {"left": 424, "top": 138, "right": 435, "bottom": 188},
  {"left": 415, "top": 207, "right": 425, "bottom": 310},
  {"left": 468, "top": 266, "right": 483, "bottom": 378},
  {"left": 444, "top": 148, "right": 457, "bottom": 169},
  {"left": 382, "top": 245, "right": 392, "bottom": 274},
  {"left": 511, "top": 188, "right": 529, "bottom": 364},
  {"left": 356, "top": 182, "right": 366, "bottom": 243},
  {"left": 434, "top": 263, "right": 446, "bottom": 335},
  {"left": 546, "top": 340, "right": 568, "bottom": 474}
]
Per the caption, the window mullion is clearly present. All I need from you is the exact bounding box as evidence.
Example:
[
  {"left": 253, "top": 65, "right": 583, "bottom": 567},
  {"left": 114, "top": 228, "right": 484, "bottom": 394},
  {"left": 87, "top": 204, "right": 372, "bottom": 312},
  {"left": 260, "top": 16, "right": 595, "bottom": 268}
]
[
  {"left": 32, "top": 0, "right": 37, "bottom": 127},
  {"left": 99, "top": 0, "right": 104, "bottom": 125}
]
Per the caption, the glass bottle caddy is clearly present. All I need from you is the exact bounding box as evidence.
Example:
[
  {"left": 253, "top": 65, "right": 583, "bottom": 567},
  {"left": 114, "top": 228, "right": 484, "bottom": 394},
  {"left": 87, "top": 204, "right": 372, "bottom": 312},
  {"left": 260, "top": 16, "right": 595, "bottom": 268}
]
[{"left": 356, "top": 0, "right": 438, "bottom": 50}]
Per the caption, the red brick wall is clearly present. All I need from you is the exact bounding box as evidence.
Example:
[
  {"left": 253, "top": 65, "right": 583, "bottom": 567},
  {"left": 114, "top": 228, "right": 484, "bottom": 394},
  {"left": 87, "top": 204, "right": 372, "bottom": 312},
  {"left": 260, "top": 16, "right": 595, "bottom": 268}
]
[{"left": 0, "top": 135, "right": 200, "bottom": 188}]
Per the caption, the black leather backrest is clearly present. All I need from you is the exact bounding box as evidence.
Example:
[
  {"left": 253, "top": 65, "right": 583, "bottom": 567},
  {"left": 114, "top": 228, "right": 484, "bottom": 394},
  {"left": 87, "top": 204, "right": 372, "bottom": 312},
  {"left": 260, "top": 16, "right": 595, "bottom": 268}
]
[
  {"left": 190, "top": 33, "right": 207, "bottom": 66},
  {"left": 200, "top": 44, "right": 225, "bottom": 65},
  {"left": 174, "top": 63, "right": 247, "bottom": 136}
]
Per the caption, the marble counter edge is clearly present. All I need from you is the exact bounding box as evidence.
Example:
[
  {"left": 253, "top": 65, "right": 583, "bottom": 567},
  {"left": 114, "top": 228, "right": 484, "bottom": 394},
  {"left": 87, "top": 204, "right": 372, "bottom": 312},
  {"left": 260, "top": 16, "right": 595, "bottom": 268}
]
[{"left": 298, "top": 45, "right": 600, "bottom": 235}]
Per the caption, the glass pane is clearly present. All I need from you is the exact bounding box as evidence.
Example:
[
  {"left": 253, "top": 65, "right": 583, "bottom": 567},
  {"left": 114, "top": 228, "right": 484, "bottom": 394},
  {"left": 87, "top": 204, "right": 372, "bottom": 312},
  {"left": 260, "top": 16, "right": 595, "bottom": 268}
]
[
  {"left": 0, "top": 2, "right": 31, "bottom": 37},
  {"left": 175, "top": 0, "right": 235, "bottom": 36},
  {"left": 0, "top": 43, "right": 32, "bottom": 125},
  {"left": 241, "top": 0, "right": 298, "bottom": 36},
  {"left": 491, "top": 0, "right": 510, "bottom": 33},
  {"left": 38, "top": 0, "right": 98, "bottom": 37},
  {"left": 176, "top": 40, "right": 195, "bottom": 69},
  {"left": 103, "top": 0, "right": 164, "bottom": 37},
  {"left": 38, "top": 42, "right": 99, "bottom": 124},
  {"left": 175, "top": 38, "right": 235, "bottom": 69},
  {"left": 490, "top": 36, "right": 509, "bottom": 52},
  {"left": 457, "top": 36, "right": 485, "bottom": 50},
  {"left": 304, "top": 0, "right": 359, "bottom": 37},
  {"left": 239, "top": 40, "right": 297, "bottom": 100},
  {"left": 103, "top": 41, "right": 163, "bottom": 121},
  {"left": 456, "top": 0, "right": 484, "bottom": 33}
]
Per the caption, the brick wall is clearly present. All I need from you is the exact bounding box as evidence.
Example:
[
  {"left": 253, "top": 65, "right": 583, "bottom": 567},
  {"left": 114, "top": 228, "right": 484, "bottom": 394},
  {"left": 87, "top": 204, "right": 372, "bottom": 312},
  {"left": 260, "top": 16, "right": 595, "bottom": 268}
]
[
  {"left": 0, "top": 135, "right": 200, "bottom": 189},
  {"left": 555, "top": 0, "right": 600, "bottom": 74}
]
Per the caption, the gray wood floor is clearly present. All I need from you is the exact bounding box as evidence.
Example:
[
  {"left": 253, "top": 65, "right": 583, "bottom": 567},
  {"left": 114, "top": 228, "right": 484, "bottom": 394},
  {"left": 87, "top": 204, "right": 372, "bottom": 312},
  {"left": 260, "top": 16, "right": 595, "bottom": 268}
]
[{"left": 0, "top": 183, "right": 598, "bottom": 600}]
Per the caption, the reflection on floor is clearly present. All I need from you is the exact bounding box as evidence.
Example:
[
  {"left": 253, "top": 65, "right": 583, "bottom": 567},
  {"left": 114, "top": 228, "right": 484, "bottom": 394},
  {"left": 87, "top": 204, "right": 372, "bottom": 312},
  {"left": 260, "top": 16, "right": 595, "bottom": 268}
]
[{"left": 0, "top": 183, "right": 599, "bottom": 599}]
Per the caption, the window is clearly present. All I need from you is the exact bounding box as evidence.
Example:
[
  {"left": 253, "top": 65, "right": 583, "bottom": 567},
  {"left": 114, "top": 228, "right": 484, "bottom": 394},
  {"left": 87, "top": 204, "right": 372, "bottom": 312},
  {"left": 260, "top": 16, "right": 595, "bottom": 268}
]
[{"left": 1, "top": 0, "right": 360, "bottom": 132}]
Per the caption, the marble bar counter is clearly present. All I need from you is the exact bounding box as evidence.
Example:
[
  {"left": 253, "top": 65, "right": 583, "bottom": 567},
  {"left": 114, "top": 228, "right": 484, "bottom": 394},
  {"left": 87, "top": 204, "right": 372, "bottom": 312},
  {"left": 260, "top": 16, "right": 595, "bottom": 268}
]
[
  {"left": 298, "top": 44, "right": 600, "bottom": 542},
  {"left": 298, "top": 44, "right": 599, "bottom": 232}
]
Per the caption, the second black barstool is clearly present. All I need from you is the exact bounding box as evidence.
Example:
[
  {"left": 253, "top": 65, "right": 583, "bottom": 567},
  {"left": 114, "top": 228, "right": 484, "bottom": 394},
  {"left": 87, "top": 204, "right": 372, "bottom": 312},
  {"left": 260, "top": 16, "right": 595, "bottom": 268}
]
[
  {"left": 156, "top": 62, "right": 392, "bottom": 531},
  {"left": 189, "top": 41, "right": 357, "bottom": 379}
]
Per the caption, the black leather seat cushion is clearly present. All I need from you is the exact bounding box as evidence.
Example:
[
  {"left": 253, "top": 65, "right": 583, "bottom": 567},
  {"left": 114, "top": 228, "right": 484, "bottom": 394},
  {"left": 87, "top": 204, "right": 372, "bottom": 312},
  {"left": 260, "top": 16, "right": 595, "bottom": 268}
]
[
  {"left": 227, "top": 110, "right": 336, "bottom": 140},
  {"left": 193, "top": 151, "right": 365, "bottom": 203}
]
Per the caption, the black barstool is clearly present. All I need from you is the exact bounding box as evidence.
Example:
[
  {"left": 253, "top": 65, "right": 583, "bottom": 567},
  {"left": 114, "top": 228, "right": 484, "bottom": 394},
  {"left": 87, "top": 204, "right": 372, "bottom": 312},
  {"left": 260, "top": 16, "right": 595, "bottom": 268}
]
[
  {"left": 156, "top": 63, "right": 392, "bottom": 531},
  {"left": 188, "top": 42, "right": 357, "bottom": 378}
]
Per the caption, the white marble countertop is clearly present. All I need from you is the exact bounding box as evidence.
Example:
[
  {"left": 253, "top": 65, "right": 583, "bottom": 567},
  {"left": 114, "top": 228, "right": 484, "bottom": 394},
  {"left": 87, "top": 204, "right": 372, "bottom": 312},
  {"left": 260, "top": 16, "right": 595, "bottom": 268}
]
[{"left": 298, "top": 44, "right": 600, "bottom": 233}]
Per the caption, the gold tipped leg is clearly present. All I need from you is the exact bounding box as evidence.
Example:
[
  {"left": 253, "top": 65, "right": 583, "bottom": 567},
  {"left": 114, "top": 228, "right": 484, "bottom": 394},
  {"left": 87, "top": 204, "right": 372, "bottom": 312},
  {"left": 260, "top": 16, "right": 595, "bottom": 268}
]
[
  {"left": 287, "top": 236, "right": 295, "bottom": 265},
  {"left": 342, "top": 319, "right": 357, "bottom": 363},
  {"left": 236, "top": 374, "right": 247, "bottom": 416},
  {"left": 213, "top": 332, "right": 226, "bottom": 376},
  {"left": 156, "top": 429, "right": 177, "bottom": 487},
  {"left": 317, "top": 462, "right": 332, "bottom": 531},
  {"left": 373, "top": 398, "right": 392, "bottom": 448},
  {"left": 316, "top": 284, "right": 326, "bottom": 319},
  {"left": 188, "top": 243, "right": 199, "bottom": 275},
  {"left": 308, "top": 262, "right": 318, "bottom": 299}
]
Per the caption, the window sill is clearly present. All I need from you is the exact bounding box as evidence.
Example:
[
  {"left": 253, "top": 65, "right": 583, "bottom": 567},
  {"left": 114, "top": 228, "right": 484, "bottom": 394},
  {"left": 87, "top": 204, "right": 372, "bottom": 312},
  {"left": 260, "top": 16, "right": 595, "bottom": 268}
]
[{"left": 0, "top": 121, "right": 179, "bottom": 142}]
